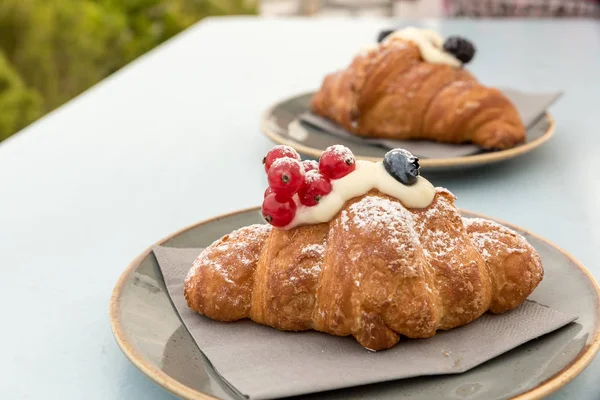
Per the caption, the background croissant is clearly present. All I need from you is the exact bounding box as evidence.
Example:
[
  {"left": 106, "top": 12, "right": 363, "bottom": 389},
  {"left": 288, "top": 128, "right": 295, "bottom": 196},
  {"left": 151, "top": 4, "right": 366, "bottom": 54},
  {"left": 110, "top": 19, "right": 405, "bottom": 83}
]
[
  {"left": 184, "top": 188, "right": 543, "bottom": 351},
  {"left": 311, "top": 39, "right": 526, "bottom": 149}
]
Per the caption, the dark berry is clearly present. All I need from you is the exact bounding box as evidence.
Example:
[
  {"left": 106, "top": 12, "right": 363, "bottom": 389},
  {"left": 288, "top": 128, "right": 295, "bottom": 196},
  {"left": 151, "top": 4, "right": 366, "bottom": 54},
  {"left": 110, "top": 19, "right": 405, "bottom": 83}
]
[
  {"left": 319, "top": 145, "right": 356, "bottom": 180},
  {"left": 377, "top": 29, "right": 395, "bottom": 43},
  {"left": 298, "top": 171, "right": 332, "bottom": 207},
  {"left": 267, "top": 158, "right": 305, "bottom": 197},
  {"left": 383, "top": 149, "right": 420, "bottom": 186},
  {"left": 442, "top": 36, "right": 476, "bottom": 64},
  {"left": 262, "top": 193, "right": 296, "bottom": 227},
  {"left": 262, "top": 145, "right": 301, "bottom": 172}
]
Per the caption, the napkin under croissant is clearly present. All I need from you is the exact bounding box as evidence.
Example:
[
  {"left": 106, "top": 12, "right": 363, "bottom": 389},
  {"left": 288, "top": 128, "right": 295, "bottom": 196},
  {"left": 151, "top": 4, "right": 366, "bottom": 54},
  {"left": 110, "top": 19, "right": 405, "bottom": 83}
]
[
  {"left": 184, "top": 188, "right": 543, "bottom": 351},
  {"left": 311, "top": 28, "right": 526, "bottom": 149}
]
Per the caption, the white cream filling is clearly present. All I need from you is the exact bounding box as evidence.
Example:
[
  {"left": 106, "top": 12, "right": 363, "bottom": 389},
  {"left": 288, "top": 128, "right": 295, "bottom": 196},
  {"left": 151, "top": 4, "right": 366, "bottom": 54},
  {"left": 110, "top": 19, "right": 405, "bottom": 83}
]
[
  {"left": 383, "top": 27, "right": 461, "bottom": 68},
  {"left": 284, "top": 160, "right": 435, "bottom": 229}
]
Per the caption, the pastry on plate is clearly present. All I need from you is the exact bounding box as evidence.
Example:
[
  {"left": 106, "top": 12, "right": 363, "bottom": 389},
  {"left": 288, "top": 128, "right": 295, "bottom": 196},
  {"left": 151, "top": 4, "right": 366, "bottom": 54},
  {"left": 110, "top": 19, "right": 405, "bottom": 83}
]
[
  {"left": 311, "top": 27, "right": 526, "bottom": 150},
  {"left": 184, "top": 145, "right": 543, "bottom": 351}
]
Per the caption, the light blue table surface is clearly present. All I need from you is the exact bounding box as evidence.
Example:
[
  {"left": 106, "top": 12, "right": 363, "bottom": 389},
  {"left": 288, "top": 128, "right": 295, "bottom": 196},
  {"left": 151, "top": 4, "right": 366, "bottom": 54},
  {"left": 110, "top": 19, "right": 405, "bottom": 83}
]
[{"left": 0, "top": 17, "right": 598, "bottom": 400}]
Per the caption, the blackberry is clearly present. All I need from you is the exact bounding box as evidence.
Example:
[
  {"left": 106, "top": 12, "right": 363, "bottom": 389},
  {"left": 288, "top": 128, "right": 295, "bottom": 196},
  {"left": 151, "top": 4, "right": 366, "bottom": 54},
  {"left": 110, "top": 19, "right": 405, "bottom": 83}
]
[
  {"left": 377, "top": 29, "right": 394, "bottom": 43},
  {"left": 443, "top": 36, "right": 476, "bottom": 64}
]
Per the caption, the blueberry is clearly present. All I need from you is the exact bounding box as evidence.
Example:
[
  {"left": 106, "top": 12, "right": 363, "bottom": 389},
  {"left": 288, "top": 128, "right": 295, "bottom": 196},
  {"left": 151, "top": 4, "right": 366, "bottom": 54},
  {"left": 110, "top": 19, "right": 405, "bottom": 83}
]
[
  {"left": 377, "top": 29, "right": 395, "bottom": 43},
  {"left": 442, "top": 36, "right": 476, "bottom": 64},
  {"left": 383, "top": 149, "right": 420, "bottom": 186}
]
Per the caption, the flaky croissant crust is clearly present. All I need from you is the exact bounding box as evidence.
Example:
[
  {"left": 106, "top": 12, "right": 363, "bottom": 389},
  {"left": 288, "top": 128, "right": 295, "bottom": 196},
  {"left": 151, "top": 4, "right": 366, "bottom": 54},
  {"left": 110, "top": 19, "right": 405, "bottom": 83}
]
[
  {"left": 185, "top": 189, "right": 542, "bottom": 351},
  {"left": 311, "top": 39, "right": 526, "bottom": 149}
]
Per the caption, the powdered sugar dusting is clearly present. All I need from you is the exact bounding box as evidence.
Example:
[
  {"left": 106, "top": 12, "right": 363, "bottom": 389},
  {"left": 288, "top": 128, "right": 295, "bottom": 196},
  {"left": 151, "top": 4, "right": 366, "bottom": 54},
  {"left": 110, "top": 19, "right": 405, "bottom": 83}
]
[
  {"left": 435, "top": 187, "right": 456, "bottom": 201},
  {"left": 302, "top": 243, "right": 325, "bottom": 257},
  {"left": 270, "top": 157, "right": 304, "bottom": 171},
  {"left": 463, "top": 217, "right": 518, "bottom": 236},
  {"left": 327, "top": 144, "right": 354, "bottom": 158},
  {"left": 424, "top": 230, "right": 460, "bottom": 258},
  {"left": 340, "top": 195, "right": 419, "bottom": 251},
  {"left": 300, "top": 241, "right": 326, "bottom": 280},
  {"left": 412, "top": 193, "right": 463, "bottom": 260},
  {"left": 185, "top": 224, "right": 271, "bottom": 286},
  {"left": 463, "top": 218, "right": 529, "bottom": 262},
  {"left": 303, "top": 170, "right": 324, "bottom": 185}
]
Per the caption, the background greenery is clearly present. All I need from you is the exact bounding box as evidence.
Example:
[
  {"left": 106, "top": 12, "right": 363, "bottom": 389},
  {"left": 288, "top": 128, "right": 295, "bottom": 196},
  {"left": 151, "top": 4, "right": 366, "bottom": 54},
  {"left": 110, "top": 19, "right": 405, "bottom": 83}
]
[{"left": 0, "top": 0, "right": 257, "bottom": 141}]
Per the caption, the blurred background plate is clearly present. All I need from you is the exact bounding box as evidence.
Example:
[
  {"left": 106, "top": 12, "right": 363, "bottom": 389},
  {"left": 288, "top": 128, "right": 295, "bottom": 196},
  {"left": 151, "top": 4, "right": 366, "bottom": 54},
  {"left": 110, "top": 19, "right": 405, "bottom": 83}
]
[
  {"left": 110, "top": 207, "right": 600, "bottom": 400},
  {"left": 260, "top": 92, "right": 555, "bottom": 172}
]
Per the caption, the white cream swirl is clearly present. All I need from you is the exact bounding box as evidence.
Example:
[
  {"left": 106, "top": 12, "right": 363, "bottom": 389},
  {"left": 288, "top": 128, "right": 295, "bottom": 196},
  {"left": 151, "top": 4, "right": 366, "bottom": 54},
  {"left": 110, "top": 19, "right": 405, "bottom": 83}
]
[
  {"left": 384, "top": 27, "right": 461, "bottom": 67},
  {"left": 285, "top": 160, "right": 435, "bottom": 229}
]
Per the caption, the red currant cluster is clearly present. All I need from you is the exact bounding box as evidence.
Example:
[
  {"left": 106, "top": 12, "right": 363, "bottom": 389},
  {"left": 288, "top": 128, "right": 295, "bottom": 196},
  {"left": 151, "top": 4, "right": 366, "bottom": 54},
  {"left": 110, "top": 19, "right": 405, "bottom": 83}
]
[{"left": 262, "top": 145, "right": 357, "bottom": 227}]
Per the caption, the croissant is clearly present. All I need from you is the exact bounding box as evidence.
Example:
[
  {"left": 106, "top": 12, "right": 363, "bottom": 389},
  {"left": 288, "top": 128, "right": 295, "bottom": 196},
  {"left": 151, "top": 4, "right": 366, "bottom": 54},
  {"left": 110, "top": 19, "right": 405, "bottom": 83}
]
[
  {"left": 311, "top": 28, "right": 526, "bottom": 149},
  {"left": 184, "top": 188, "right": 543, "bottom": 351}
]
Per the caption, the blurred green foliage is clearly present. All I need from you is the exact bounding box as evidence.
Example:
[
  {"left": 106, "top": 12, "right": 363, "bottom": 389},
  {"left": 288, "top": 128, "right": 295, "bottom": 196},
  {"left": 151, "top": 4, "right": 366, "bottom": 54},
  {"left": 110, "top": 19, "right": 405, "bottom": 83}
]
[
  {"left": 0, "top": 52, "right": 42, "bottom": 141},
  {"left": 0, "top": 0, "right": 257, "bottom": 141}
]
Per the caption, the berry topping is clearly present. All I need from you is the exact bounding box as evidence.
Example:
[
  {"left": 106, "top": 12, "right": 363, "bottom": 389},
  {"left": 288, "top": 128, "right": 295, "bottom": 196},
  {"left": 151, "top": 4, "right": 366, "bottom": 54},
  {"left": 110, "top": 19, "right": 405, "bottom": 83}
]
[
  {"left": 377, "top": 29, "right": 394, "bottom": 43},
  {"left": 442, "top": 36, "right": 476, "bottom": 64},
  {"left": 319, "top": 145, "right": 356, "bottom": 180},
  {"left": 264, "top": 187, "right": 274, "bottom": 198},
  {"left": 262, "top": 145, "right": 301, "bottom": 172},
  {"left": 302, "top": 159, "right": 319, "bottom": 173},
  {"left": 262, "top": 193, "right": 296, "bottom": 227},
  {"left": 267, "top": 158, "right": 305, "bottom": 197},
  {"left": 383, "top": 149, "right": 420, "bottom": 186},
  {"left": 298, "top": 171, "right": 332, "bottom": 207}
]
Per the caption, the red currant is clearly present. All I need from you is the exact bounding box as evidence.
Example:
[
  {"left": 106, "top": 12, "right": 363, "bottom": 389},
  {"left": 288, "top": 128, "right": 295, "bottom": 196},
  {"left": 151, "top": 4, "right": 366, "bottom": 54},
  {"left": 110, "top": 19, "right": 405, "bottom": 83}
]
[
  {"left": 267, "top": 158, "right": 305, "bottom": 197},
  {"left": 262, "top": 145, "right": 301, "bottom": 172},
  {"left": 264, "top": 187, "right": 274, "bottom": 198},
  {"left": 302, "top": 160, "right": 319, "bottom": 173},
  {"left": 319, "top": 145, "right": 356, "bottom": 179},
  {"left": 262, "top": 193, "right": 296, "bottom": 227},
  {"left": 298, "top": 171, "right": 332, "bottom": 206}
]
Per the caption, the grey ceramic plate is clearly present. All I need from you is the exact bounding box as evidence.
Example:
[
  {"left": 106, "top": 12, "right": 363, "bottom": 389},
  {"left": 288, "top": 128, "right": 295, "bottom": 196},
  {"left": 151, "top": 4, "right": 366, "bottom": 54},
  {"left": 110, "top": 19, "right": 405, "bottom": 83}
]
[
  {"left": 110, "top": 208, "right": 600, "bottom": 400},
  {"left": 260, "top": 93, "right": 555, "bottom": 172}
]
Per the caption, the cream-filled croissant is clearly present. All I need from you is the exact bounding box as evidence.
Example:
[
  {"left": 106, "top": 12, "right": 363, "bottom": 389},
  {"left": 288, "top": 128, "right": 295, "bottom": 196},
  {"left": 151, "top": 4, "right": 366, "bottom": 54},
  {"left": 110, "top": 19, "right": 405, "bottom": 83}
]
[
  {"left": 311, "top": 27, "right": 526, "bottom": 150},
  {"left": 185, "top": 145, "right": 542, "bottom": 350}
]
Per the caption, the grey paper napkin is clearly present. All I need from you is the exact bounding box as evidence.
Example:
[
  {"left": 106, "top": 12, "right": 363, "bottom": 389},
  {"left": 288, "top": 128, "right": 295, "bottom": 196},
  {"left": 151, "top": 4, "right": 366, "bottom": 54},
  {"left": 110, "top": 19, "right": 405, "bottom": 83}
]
[
  {"left": 298, "top": 89, "right": 562, "bottom": 159},
  {"left": 154, "top": 246, "right": 576, "bottom": 400}
]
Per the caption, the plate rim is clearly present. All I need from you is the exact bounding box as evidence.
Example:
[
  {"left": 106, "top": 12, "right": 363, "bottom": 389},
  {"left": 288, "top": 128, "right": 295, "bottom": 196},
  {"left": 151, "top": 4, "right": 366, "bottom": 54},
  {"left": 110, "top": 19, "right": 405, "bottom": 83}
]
[
  {"left": 109, "top": 207, "right": 600, "bottom": 400},
  {"left": 259, "top": 92, "right": 556, "bottom": 168}
]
